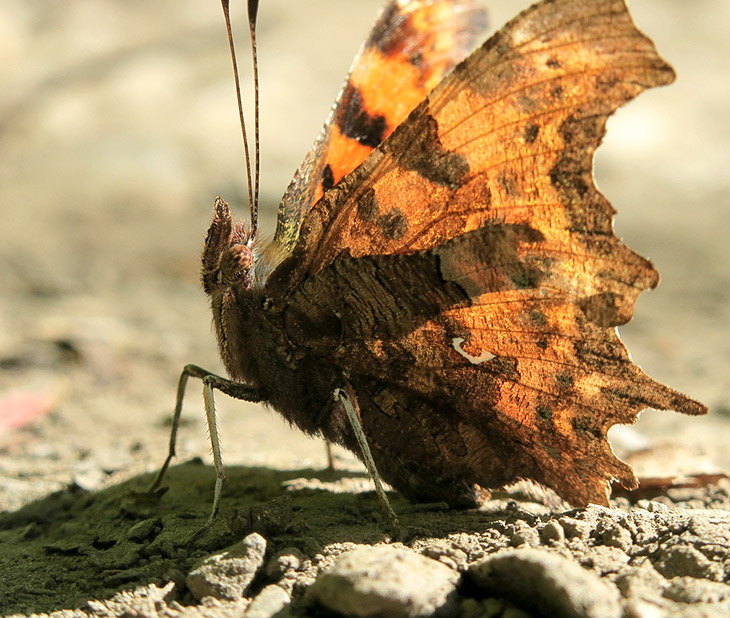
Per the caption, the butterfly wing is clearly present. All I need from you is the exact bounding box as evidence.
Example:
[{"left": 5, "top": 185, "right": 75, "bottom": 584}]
[
  {"left": 269, "top": 0, "right": 708, "bottom": 506},
  {"left": 274, "top": 0, "right": 488, "bottom": 252}
]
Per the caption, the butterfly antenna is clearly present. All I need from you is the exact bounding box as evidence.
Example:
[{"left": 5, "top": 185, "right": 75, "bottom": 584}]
[
  {"left": 248, "top": 0, "right": 261, "bottom": 239},
  {"left": 220, "top": 0, "right": 257, "bottom": 240}
]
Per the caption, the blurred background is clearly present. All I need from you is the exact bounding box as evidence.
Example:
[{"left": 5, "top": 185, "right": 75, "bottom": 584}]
[{"left": 0, "top": 0, "right": 728, "bottom": 510}]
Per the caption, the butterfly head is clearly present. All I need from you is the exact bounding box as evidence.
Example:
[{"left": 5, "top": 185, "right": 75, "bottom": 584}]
[
  {"left": 201, "top": 196, "right": 256, "bottom": 296},
  {"left": 200, "top": 196, "right": 263, "bottom": 385}
]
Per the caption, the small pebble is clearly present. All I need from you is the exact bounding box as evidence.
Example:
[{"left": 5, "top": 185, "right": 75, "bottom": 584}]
[
  {"left": 186, "top": 532, "right": 267, "bottom": 601},
  {"left": 420, "top": 540, "right": 468, "bottom": 571},
  {"left": 468, "top": 548, "right": 622, "bottom": 618},
  {"left": 307, "top": 545, "right": 460, "bottom": 618},
  {"left": 655, "top": 544, "right": 723, "bottom": 581},
  {"left": 539, "top": 520, "right": 565, "bottom": 544},
  {"left": 595, "top": 519, "right": 632, "bottom": 552},
  {"left": 646, "top": 501, "right": 670, "bottom": 514},
  {"left": 265, "top": 547, "right": 306, "bottom": 579},
  {"left": 244, "top": 584, "right": 291, "bottom": 618},
  {"left": 558, "top": 516, "right": 593, "bottom": 540}
]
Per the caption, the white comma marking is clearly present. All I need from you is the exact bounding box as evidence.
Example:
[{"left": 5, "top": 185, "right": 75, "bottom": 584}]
[{"left": 451, "top": 337, "right": 495, "bottom": 365}]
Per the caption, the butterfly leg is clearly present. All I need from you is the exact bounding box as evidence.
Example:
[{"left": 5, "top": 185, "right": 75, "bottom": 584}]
[
  {"left": 148, "top": 364, "right": 265, "bottom": 528},
  {"left": 324, "top": 440, "right": 335, "bottom": 471},
  {"left": 334, "top": 380, "right": 400, "bottom": 534}
]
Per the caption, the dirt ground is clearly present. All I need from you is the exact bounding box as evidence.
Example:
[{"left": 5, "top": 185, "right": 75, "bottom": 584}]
[{"left": 0, "top": 1, "right": 729, "bottom": 616}]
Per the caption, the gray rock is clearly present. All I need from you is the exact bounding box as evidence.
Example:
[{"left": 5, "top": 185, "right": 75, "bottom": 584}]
[
  {"left": 244, "top": 584, "right": 291, "bottom": 617},
  {"left": 663, "top": 577, "right": 730, "bottom": 604},
  {"left": 646, "top": 500, "right": 671, "bottom": 514},
  {"left": 655, "top": 544, "right": 723, "bottom": 581},
  {"left": 265, "top": 546, "right": 306, "bottom": 579},
  {"left": 617, "top": 565, "right": 730, "bottom": 618},
  {"left": 186, "top": 532, "right": 267, "bottom": 601},
  {"left": 595, "top": 517, "right": 633, "bottom": 552},
  {"left": 539, "top": 520, "right": 565, "bottom": 544},
  {"left": 614, "top": 561, "right": 667, "bottom": 602},
  {"left": 580, "top": 545, "right": 629, "bottom": 576},
  {"left": 420, "top": 540, "right": 469, "bottom": 571},
  {"left": 507, "top": 521, "right": 540, "bottom": 547},
  {"left": 628, "top": 510, "right": 661, "bottom": 545},
  {"left": 558, "top": 516, "right": 593, "bottom": 540},
  {"left": 307, "top": 545, "right": 460, "bottom": 617},
  {"left": 468, "top": 548, "right": 622, "bottom": 618}
]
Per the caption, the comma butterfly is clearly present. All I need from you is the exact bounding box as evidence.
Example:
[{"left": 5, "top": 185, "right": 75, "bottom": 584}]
[{"left": 152, "top": 0, "right": 707, "bottom": 522}]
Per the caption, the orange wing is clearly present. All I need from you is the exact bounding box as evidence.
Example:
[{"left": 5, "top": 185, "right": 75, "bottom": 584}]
[
  {"left": 274, "top": 0, "right": 487, "bottom": 251},
  {"left": 285, "top": 0, "right": 682, "bottom": 277},
  {"left": 268, "top": 0, "right": 707, "bottom": 506}
]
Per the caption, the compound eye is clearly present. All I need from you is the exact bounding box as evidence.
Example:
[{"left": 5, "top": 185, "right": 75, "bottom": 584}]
[{"left": 220, "top": 244, "right": 253, "bottom": 286}]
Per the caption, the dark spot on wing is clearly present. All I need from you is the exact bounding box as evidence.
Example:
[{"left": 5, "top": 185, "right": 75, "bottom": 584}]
[
  {"left": 320, "top": 163, "right": 335, "bottom": 193},
  {"left": 560, "top": 114, "right": 604, "bottom": 145},
  {"left": 378, "top": 208, "right": 408, "bottom": 241},
  {"left": 336, "top": 84, "right": 388, "bottom": 148},
  {"left": 524, "top": 123, "right": 540, "bottom": 144},
  {"left": 572, "top": 417, "right": 589, "bottom": 433},
  {"left": 571, "top": 416, "right": 601, "bottom": 438},
  {"left": 549, "top": 114, "right": 611, "bottom": 231},
  {"left": 385, "top": 107, "right": 470, "bottom": 187},
  {"left": 498, "top": 170, "right": 519, "bottom": 197},
  {"left": 367, "top": 3, "right": 415, "bottom": 59},
  {"left": 579, "top": 292, "right": 630, "bottom": 327},
  {"left": 537, "top": 404, "right": 553, "bottom": 421},
  {"left": 510, "top": 266, "right": 542, "bottom": 290},
  {"left": 357, "top": 187, "right": 379, "bottom": 222},
  {"left": 489, "top": 356, "right": 519, "bottom": 382},
  {"left": 556, "top": 373, "right": 574, "bottom": 392},
  {"left": 481, "top": 29, "right": 507, "bottom": 56}
]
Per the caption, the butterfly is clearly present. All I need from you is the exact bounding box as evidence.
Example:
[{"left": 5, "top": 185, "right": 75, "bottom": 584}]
[{"left": 152, "top": 0, "right": 707, "bottom": 522}]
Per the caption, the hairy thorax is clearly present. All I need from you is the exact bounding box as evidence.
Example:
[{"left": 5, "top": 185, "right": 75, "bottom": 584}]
[{"left": 200, "top": 198, "right": 345, "bottom": 441}]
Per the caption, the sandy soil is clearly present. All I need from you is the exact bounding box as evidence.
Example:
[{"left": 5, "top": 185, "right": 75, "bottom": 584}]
[{"left": 0, "top": 1, "right": 729, "bottom": 616}]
